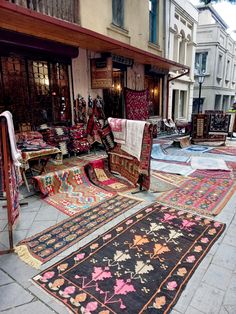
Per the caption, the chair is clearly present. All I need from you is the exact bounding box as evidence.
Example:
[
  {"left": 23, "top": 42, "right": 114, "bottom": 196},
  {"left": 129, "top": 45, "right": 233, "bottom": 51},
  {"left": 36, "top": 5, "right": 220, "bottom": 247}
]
[{"left": 163, "top": 118, "right": 178, "bottom": 134}]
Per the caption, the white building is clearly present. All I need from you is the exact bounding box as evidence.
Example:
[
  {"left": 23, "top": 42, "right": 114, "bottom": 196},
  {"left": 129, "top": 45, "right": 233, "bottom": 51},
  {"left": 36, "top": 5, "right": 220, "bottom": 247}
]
[
  {"left": 193, "top": 4, "right": 236, "bottom": 113},
  {"left": 165, "top": 0, "right": 198, "bottom": 122}
]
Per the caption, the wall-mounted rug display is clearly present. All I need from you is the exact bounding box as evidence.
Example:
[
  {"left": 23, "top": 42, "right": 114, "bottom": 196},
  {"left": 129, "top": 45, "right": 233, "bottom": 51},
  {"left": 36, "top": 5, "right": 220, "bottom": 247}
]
[
  {"left": 15, "top": 194, "right": 143, "bottom": 269},
  {"left": 125, "top": 88, "right": 149, "bottom": 121},
  {"left": 33, "top": 166, "right": 115, "bottom": 216},
  {"left": 156, "top": 177, "right": 236, "bottom": 216},
  {"left": 85, "top": 158, "right": 135, "bottom": 192},
  {"left": 32, "top": 203, "right": 225, "bottom": 314}
]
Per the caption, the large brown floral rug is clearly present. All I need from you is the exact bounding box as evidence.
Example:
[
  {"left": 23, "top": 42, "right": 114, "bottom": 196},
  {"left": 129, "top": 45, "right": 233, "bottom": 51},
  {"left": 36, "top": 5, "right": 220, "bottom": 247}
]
[{"left": 32, "top": 203, "right": 225, "bottom": 313}]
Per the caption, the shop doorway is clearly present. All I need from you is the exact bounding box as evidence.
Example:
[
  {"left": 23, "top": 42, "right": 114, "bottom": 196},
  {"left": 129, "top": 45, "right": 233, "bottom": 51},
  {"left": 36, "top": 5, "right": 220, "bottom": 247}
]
[
  {"left": 0, "top": 54, "right": 71, "bottom": 129},
  {"left": 144, "top": 75, "right": 162, "bottom": 117}
]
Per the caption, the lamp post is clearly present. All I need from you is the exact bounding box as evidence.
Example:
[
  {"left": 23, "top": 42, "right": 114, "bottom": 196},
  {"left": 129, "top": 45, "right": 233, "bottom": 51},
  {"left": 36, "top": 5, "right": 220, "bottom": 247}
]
[{"left": 197, "top": 72, "right": 205, "bottom": 113}]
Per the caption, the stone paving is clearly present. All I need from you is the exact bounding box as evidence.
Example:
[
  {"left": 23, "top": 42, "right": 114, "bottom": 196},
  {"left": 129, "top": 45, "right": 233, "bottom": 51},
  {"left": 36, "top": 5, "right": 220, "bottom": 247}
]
[{"left": 0, "top": 142, "right": 236, "bottom": 314}]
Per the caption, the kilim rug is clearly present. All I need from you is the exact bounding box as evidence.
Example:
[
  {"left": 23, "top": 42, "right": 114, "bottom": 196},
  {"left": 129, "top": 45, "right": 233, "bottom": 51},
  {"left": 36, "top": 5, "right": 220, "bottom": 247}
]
[
  {"left": 209, "top": 114, "right": 231, "bottom": 135},
  {"left": 226, "top": 161, "right": 236, "bottom": 178},
  {"left": 85, "top": 158, "right": 135, "bottom": 192},
  {"left": 156, "top": 177, "right": 236, "bottom": 216},
  {"left": 151, "top": 144, "right": 190, "bottom": 162},
  {"left": 15, "top": 194, "right": 143, "bottom": 269},
  {"left": 151, "top": 171, "right": 191, "bottom": 187},
  {"left": 190, "top": 169, "right": 234, "bottom": 180},
  {"left": 208, "top": 146, "right": 236, "bottom": 156},
  {"left": 125, "top": 88, "right": 149, "bottom": 120},
  {"left": 32, "top": 202, "right": 225, "bottom": 314},
  {"left": 33, "top": 167, "right": 115, "bottom": 216}
]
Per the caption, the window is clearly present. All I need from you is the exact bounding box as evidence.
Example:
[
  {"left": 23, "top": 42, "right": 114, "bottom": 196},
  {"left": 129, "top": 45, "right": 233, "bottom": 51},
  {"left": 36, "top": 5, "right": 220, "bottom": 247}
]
[
  {"left": 195, "top": 52, "right": 208, "bottom": 73},
  {"left": 179, "top": 90, "right": 186, "bottom": 117},
  {"left": 112, "top": 0, "right": 124, "bottom": 28},
  {"left": 225, "top": 60, "right": 230, "bottom": 82},
  {"left": 149, "top": 0, "right": 158, "bottom": 44},
  {"left": 217, "top": 54, "right": 223, "bottom": 78}
]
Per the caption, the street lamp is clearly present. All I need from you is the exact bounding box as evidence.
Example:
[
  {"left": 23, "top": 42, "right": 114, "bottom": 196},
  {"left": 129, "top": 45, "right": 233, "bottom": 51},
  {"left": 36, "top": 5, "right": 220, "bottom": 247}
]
[{"left": 197, "top": 71, "right": 205, "bottom": 113}]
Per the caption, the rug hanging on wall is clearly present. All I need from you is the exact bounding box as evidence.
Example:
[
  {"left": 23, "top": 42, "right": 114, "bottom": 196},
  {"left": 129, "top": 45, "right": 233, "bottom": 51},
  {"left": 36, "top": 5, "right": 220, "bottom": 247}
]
[
  {"left": 33, "top": 166, "right": 115, "bottom": 216},
  {"left": 15, "top": 194, "right": 143, "bottom": 269},
  {"left": 85, "top": 158, "right": 135, "bottom": 192},
  {"left": 32, "top": 202, "right": 225, "bottom": 314},
  {"left": 156, "top": 177, "right": 236, "bottom": 216},
  {"left": 125, "top": 88, "right": 149, "bottom": 120}
]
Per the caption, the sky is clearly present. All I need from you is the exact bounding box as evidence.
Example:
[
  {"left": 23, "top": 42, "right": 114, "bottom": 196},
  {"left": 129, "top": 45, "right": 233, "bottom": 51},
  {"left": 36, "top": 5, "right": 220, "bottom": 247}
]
[{"left": 190, "top": 0, "right": 236, "bottom": 40}]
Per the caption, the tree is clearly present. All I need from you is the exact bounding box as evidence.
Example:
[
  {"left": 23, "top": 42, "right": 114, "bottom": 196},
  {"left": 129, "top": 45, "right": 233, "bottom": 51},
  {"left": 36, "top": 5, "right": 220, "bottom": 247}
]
[{"left": 200, "top": 0, "right": 236, "bottom": 3}]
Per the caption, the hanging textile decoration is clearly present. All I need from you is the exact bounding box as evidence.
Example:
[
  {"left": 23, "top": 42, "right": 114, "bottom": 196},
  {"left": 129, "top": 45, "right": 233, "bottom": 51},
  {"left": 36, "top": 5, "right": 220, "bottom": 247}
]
[
  {"left": 74, "top": 95, "right": 87, "bottom": 124},
  {"left": 125, "top": 88, "right": 149, "bottom": 120},
  {"left": 0, "top": 111, "right": 22, "bottom": 226},
  {"left": 209, "top": 114, "right": 231, "bottom": 135}
]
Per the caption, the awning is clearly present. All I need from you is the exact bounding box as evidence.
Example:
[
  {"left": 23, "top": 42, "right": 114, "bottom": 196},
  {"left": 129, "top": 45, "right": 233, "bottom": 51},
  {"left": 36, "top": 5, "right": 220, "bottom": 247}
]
[{"left": 0, "top": 1, "right": 189, "bottom": 72}]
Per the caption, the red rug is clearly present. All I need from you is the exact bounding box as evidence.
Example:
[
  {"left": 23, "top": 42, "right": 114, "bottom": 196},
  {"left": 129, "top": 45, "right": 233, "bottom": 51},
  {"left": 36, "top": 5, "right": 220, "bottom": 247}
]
[
  {"left": 85, "top": 158, "right": 135, "bottom": 192},
  {"left": 33, "top": 202, "right": 225, "bottom": 313},
  {"left": 125, "top": 88, "right": 149, "bottom": 120},
  {"left": 190, "top": 169, "right": 234, "bottom": 179},
  {"left": 156, "top": 177, "right": 236, "bottom": 216},
  {"left": 34, "top": 167, "right": 115, "bottom": 216},
  {"left": 209, "top": 146, "right": 236, "bottom": 156}
]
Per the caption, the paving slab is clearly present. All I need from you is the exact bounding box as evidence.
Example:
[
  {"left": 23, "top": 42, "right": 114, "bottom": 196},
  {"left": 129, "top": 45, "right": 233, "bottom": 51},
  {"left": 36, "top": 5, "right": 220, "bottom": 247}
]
[
  {"left": 212, "top": 243, "right": 236, "bottom": 271},
  {"left": 223, "top": 274, "right": 236, "bottom": 306},
  {"left": 202, "top": 264, "right": 232, "bottom": 291},
  {"left": 0, "top": 282, "right": 34, "bottom": 311},
  {"left": 1, "top": 300, "right": 55, "bottom": 314},
  {"left": 0, "top": 269, "right": 14, "bottom": 285},
  {"left": 190, "top": 282, "right": 224, "bottom": 314}
]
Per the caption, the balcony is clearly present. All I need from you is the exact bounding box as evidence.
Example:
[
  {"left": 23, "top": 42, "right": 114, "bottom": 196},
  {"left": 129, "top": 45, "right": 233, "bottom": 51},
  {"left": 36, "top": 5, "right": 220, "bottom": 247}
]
[{"left": 7, "top": 0, "right": 79, "bottom": 24}]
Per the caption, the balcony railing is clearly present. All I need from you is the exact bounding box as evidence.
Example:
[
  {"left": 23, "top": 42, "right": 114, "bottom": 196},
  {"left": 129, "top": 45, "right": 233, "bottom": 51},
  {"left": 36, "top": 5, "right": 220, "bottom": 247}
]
[{"left": 7, "top": 0, "right": 79, "bottom": 24}]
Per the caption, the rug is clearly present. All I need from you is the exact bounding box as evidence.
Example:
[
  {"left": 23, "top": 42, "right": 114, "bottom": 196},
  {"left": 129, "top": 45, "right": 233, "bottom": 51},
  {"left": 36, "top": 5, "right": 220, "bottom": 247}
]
[
  {"left": 108, "top": 118, "right": 126, "bottom": 144},
  {"left": 209, "top": 114, "right": 231, "bottom": 135},
  {"left": 156, "top": 177, "right": 236, "bottom": 216},
  {"left": 190, "top": 169, "right": 234, "bottom": 179},
  {"left": 32, "top": 202, "right": 225, "bottom": 313},
  {"left": 182, "top": 145, "right": 213, "bottom": 153},
  {"left": 226, "top": 161, "right": 236, "bottom": 178},
  {"left": 85, "top": 158, "right": 135, "bottom": 192},
  {"left": 151, "top": 160, "right": 195, "bottom": 176},
  {"left": 190, "top": 156, "right": 230, "bottom": 171},
  {"left": 151, "top": 171, "right": 191, "bottom": 186},
  {"left": 15, "top": 194, "right": 143, "bottom": 269},
  {"left": 208, "top": 146, "right": 236, "bottom": 156},
  {"left": 151, "top": 144, "right": 190, "bottom": 162},
  {"left": 125, "top": 88, "right": 149, "bottom": 120},
  {"left": 33, "top": 167, "right": 115, "bottom": 216}
]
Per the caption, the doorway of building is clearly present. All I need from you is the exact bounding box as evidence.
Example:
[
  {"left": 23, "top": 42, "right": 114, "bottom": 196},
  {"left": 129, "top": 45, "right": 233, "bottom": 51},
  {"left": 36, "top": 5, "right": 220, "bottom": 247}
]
[{"left": 0, "top": 54, "right": 71, "bottom": 129}]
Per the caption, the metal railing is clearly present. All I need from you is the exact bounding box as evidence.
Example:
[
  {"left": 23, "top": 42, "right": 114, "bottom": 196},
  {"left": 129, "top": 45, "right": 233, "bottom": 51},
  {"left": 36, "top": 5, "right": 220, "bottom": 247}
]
[{"left": 7, "top": 0, "right": 79, "bottom": 24}]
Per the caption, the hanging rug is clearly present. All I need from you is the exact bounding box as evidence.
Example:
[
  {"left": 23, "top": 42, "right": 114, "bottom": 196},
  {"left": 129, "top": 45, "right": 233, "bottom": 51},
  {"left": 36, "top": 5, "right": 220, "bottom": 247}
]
[
  {"left": 15, "top": 194, "right": 143, "bottom": 269},
  {"left": 32, "top": 202, "right": 225, "bottom": 313}
]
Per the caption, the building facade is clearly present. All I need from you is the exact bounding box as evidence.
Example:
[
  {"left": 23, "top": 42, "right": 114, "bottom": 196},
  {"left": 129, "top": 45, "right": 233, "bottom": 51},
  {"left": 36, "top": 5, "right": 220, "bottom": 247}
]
[
  {"left": 193, "top": 4, "right": 236, "bottom": 113},
  {"left": 0, "top": 0, "right": 188, "bottom": 129},
  {"left": 165, "top": 0, "right": 198, "bottom": 122}
]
